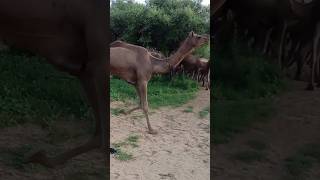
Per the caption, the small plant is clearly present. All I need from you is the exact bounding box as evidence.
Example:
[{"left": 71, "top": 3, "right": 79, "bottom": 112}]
[
  {"left": 199, "top": 106, "right": 210, "bottom": 118},
  {"left": 183, "top": 106, "right": 193, "bottom": 113},
  {"left": 112, "top": 134, "right": 140, "bottom": 161},
  {"left": 111, "top": 108, "right": 126, "bottom": 116},
  {"left": 114, "top": 149, "right": 134, "bottom": 161}
]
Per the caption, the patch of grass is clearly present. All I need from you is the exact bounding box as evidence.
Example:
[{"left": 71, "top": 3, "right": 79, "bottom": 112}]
[
  {"left": 284, "top": 143, "right": 320, "bottom": 179},
  {"left": 213, "top": 40, "right": 286, "bottom": 144},
  {"left": 110, "top": 75, "right": 199, "bottom": 108},
  {"left": 0, "top": 51, "right": 89, "bottom": 128},
  {"left": 112, "top": 134, "right": 140, "bottom": 161},
  {"left": 246, "top": 140, "right": 267, "bottom": 151},
  {"left": 113, "top": 148, "right": 134, "bottom": 161},
  {"left": 213, "top": 98, "right": 275, "bottom": 144},
  {"left": 199, "top": 106, "right": 210, "bottom": 118},
  {"left": 231, "top": 150, "right": 267, "bottom": 163},
  {"left": 183, "top": 106, "right": 193, "bottom": 113},
  {"left": 113, "top": 134, "right": 140, "bottom": 148},
  {"left": 111, "top": 108, "right": 126, "bottom": 116},
  {"left": 0, "top": 145, "right": 33, "bottom": 169}
]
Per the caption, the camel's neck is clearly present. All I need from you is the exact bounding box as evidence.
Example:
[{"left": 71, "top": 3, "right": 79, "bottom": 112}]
[
  {"left": 151, "top": 56, "right": 171, "bottom": 74},
  {"left": 168, "top": 40, "right": 195, "bottom": 68}
]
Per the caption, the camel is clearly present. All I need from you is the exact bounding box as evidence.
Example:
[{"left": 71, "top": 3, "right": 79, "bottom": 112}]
[
  {"left": 197, "top": 58, "right": 210, "bottom": 88},
  {"left": 0, "top": 0, "right": 109, "bottom": 167},
  {"left": 110, "top": 32, "right": 209, "bottom": 134},
  {"left": 178, "top": 55, "right": 210, "bottom": 89}
]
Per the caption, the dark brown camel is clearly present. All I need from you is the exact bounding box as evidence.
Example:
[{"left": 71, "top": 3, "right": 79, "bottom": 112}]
[
  {"left": 110, "top": 32, "right": 209, "bottom": 134},
  {"left": 178, "top": 55, "right": 210, "bottom": 88},
  {"left": 0, "top": 0, "right": 109, "bottom": 167}
]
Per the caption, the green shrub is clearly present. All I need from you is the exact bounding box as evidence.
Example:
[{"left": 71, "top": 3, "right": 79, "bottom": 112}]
[{"left": 111, "top": 0, "right": 209, "bottom": 55}]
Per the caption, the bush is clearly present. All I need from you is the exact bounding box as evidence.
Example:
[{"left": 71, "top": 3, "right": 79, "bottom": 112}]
[{"left": 110, "top": 0, "right": 209, "bottom": 55}]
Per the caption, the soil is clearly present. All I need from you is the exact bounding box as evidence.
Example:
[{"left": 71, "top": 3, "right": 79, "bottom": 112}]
[
  {"left": 213, "top": 80, "right": 320, "bottom": 180},
  {"left": 110, "top": 89, "right": 210, "bottom": 180},
  {"left": 0, "top": 120, "right": 106, "bottom": 180}
]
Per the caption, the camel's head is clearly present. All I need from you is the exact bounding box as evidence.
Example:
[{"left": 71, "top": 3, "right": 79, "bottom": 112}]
[{"left": 186, "top": 31, "right": 209, "bottom": 48}]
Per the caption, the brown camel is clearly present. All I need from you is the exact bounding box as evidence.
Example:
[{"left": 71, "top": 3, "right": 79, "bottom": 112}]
[
  {"left": 110, "top": 32, "right": 209, "bottom": 134},
  {"left": 179, "top": 55, "right": 210, "bottom": 87},
  {"left": 0, "top": 0, "right": 109, "bottom": 167},
  {"left": 198, "top": 58, "right": 210, "bottom": 88}
]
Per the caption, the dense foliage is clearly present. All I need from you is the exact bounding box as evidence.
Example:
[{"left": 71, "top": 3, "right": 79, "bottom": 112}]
[{"left": 110, "top": 0, "right": 209, "bottom": 55}]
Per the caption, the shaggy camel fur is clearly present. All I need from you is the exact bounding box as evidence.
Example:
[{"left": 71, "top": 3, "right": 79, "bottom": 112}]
[
  {"left": 0, "top": 0, "right": 108, "bottom": 167},
  {"left": 110, "top": 32, "right": 209, "bottom": 134}
]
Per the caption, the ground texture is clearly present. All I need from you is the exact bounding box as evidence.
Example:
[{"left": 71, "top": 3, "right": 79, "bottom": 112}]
[
  {"left": 214, "top": 80, "right": 320, "bottom": 180},
  {"left": 110, "top": 89, "right": 210, "bottom": 180}
]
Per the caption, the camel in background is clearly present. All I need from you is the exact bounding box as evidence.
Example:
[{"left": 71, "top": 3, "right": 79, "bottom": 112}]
[
  {"left": 177, "top": 55, "right": 210, "bottom": 89},
  {"left": 110, "top": 32, "right": 209, "bottom": 134},
  {"left": 0, "top": 0, "right": 109, "bottom": 167}
]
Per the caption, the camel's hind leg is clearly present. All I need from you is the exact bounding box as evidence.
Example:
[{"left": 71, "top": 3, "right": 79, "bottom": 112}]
[{"left": 138, "top": 81, "right": 157, "bottom": 134}]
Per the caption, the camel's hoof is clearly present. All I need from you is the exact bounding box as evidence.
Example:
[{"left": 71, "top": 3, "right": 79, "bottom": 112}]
[
  {"left": 148, "top": 129, "right": 158, "bottom": 135},
  {"left": 26, "top": 150, "right": 54, "bottom": 168},
  {"left": 306, "top": 84, "right": 315, "bottom": 91}
]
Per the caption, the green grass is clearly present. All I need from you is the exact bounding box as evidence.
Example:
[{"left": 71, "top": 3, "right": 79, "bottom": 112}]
[
  {"left": 111, "top": 108, "right": 126, "bottom": 116},
  {"left": 213, "top": 98, "right": 275, "bottom": 144},
  {"left": 0, "top": 144, "right": 33, "bottom": 169},
  {"left": 110, "top": 75, "right": 199, "bottom": 108},
  {"left": 284, "top": 143, "right": 320, "bottom": 179},
  {"left": 183, "top": 106, "right": 193, "bottom": 113},
  {"left": 212, "top": 41, "right": 286, "bottom": 144},
  {"left": 199, "top": 106, "right": 210, "bottom": 118},
  {"left": 0, "top": 51, "right": 89, "bottom": 128},
  {"left": 113, "top": 149, "right": 134, "bottom": 161},
  {"left": 112, "top": 134, "right": 140, "bottom": 161}
]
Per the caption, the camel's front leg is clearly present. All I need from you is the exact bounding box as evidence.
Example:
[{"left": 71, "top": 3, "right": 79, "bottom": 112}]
[{"left": 138, "top": 81, "right": 157, "bottom": 134}]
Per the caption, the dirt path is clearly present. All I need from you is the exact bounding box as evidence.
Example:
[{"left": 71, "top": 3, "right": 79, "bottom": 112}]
[
  {"left": 0, "top": 121, "right": 106, "bottom": 180},
  {"left": 214, "top": 80, "right": 320, "bottom": 180},
  {"left": 110, "top": 89, "right": 210, "bottom": 180}
]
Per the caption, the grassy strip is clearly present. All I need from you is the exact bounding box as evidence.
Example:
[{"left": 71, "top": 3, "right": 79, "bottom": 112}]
[
  {"left": 213, "top": 98, "right": 275, "bottom": 144},
  {"left": 110, "top": 75, "right": 199, "bottom": 109},
  {"left": 0, "top": 51, "right": 89, "bottom": 128}
]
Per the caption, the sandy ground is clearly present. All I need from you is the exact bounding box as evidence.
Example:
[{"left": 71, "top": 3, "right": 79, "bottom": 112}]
[
  {"left": 0, "top": 121, "right": 106, "bottom": 180},
  {"left": 213, "top": 80, "right": 320, "bottom": 180},
  {"left": 110, "top": 89, "right": 210, "bottom": 180}
]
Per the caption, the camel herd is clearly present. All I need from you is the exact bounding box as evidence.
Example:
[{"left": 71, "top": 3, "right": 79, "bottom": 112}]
[
  {"left": 110, "top": 32, "right": 209, "bottom": 134},
  {"left": 213, "top": 0, "right": 320, "bottom": 90}
]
